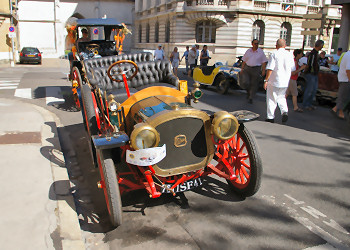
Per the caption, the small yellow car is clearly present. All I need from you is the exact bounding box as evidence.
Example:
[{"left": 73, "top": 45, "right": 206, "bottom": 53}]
[{"left": 193, "top": 62, "right": 241, "bottom": 94}]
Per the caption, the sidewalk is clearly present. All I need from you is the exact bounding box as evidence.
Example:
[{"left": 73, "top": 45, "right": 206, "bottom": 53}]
[{"left": 0, "top": 98, "right": 84, "bottom": 249}]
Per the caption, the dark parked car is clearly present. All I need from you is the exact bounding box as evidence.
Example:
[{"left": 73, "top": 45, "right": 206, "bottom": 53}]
[{"left": 19, "top": 47, "right": 42, "bottom": 64}]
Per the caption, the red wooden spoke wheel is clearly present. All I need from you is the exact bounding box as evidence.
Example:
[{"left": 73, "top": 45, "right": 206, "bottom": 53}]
[
  {"left": 72, "top": 66, "right": 82, "bottom": 110},
  {"left": 215, "top": 124, "right": 262, "bottom": 197}
]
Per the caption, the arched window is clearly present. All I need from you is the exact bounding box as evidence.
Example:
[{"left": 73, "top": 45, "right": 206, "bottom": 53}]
[
  {"left": 280, "top": 22, "right": 292, "bottom": 46},
  {"left": 252, "top": 20, "right": 265, "bottom": 45},
  {"left": 146, "top": 23, "right": 150, "bottom": 43},
  {"left": 196, "top": 21, "right": 216, "bottom": 43},
  {"left": 155, "top": 22, "right": 159, "bottom": 43},
  {"left": 139, "top": 24, "right": 142, "bottom": 43},
  {"left": 165, "top": 20, "right": 170, "bottom": 43}
]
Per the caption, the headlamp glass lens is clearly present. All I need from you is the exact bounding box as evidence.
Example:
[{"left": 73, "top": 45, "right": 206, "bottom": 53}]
[
  {"left": 216, "top": 118, "right": 236, "bottom": 138},
  {"left": 135, "top": 129, "right": 157, "bottom": 149}
]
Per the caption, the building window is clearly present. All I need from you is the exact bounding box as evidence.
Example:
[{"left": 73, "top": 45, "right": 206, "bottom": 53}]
[
  {"left": 155, "top": 22, "right": 159, "bottom": 43},
  {"left": 280, "top": 22, "right": 292, "bottom": 46},
  {"left": 165, "top": 20, "right": 170, "bottom": 43},
  {"left": 196, "top": 21, "right": 216, "bottom": 43},
  {"left": 139, "top": 24, "right": 142, "bottom": 43},
  {"left": 308, "top": 0, "right": 318, "bottom": 5},
  {"left": 252, "top": 20, "right": 265, "bottom": 45},
  {"left": 146, "top": 23, "right": 150, "bottom": 43},
  {"left": 305, "top": 35, "right": 316, "bottom": 47}
]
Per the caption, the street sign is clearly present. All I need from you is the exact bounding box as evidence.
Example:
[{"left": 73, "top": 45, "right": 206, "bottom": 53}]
[
  {"left": 8, "top": 32, "right": 16, "bottom": 38},
  {"left": 302, "top": 20, "right": 323, "bottom": 29},
  {"left": 93, "top": 28, "right": 99, "bottom": 35},
  {"left": 301, "top": 30, "right": 321, "bottom": 36},
  {"left": 9, "top": 26, "right": 15, "bottom": 32}
]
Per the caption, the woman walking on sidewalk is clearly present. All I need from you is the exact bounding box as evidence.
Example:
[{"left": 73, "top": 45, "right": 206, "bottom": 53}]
[{"left": 286, "top": 49, "right": 306, "bottom": 112}]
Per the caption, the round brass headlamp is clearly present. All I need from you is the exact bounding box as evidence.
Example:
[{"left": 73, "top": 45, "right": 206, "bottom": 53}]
[
  {"left": 130, "top": 123, "right": 160, "bottom": 150},
  {"left": 212, "top": 111, "right": 239, "bottom": 140}
]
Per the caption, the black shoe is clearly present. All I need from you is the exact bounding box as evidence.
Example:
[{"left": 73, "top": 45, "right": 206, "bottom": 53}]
[
  {"left": 265, "top": 118, "right": 274, "bottom": 123},
  {"left": 248, "top": 99, "right": 253, "bottom": 104},
  {"left": 282, "top": 112, "right": 288, "bottom": 123}
]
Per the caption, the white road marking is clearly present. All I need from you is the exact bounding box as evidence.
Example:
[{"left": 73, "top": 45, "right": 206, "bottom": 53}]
[
  {"left": 0, "top": 78, "right": 21, "bottom": 90},
  {"left": 0, "top": 86, "right": 18, "bottom": 90},
  {"left": 46, "top": 87, "right": 65, "bottom": 106},
  {"left": 262, "top": 195, "right": 350, "bottom": 250},
  {"left": 14, "top": 88, "right": 32, "bottom": 99},
  {"left": 304, "top": 243, "right": 337, "bottom": 249}
]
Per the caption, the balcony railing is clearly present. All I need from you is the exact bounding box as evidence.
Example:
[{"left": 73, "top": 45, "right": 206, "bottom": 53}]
[
  {"left": 218, "top": 0, "right": 228, "bottom": 6},
  {"left": 196, "top": 0, "right": 214, "bottom": 5},
  {"left": 307, "top": 6, "right": 319, "bottom": 13},
  {"left": 254, "top": 0, "right": 266, "bottom": 9}
]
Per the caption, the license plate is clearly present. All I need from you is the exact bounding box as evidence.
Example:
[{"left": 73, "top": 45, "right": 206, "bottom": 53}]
[
  {"left": 27, "top": 55, "right": 35, "bottom": 57},
  {"left": 161, "top": 178, "right": 203, "bottom": 194}
]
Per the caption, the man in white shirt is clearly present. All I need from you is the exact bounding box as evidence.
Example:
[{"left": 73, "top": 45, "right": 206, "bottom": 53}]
[
  {"left": 188, "top": 45, "right": 197, "bottom": 77},
  {"left": 154, "top": 44, "right": 165, "bottom": 60},
  {"left": 332, "top": 50, "right": 350, "bottom": 119},
  {"left": 329, "top": 48, "right": 343, "bottom": 73},
  {"left": 240, "top": 39, "right": 268, "bottom": 103},
  {"left": 264, "top": 39, "right": 295, "bottom": 123}
]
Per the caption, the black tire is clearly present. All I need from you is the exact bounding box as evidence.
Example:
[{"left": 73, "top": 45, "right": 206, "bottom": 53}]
[
  {"left": 216, "top": 74, "right": 230, "bottom": 95},
  {"left": 81, "top": 84, "right": 99, "bottom": 136},
  {"left": 101, "top": 150, "right": 123, "bottom": 227},
  {"left": 226, "top": 124, "right": 262, "bottom": 197}
]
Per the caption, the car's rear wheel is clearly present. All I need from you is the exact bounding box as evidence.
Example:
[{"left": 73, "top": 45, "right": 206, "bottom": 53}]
[
  {"left": 216, "top": 124, "right": 262, "bottom": 197},
  {"left": 99, "top": 150, "right": 123, "bottom": 227},
  {"left": 216, "top": 74, "right": 230, "bottom": 95},
  {"left": 71, "top": 66, "right": 82, "bottom": 110},
  {"left": 81, "top": 84, "right": 99, "bottom": 135}
]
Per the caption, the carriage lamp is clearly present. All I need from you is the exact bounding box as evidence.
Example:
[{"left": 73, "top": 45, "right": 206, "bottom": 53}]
[
  {"left": 130, "top": 123, "right": 160, "bottom": 150},
  {"left": 107, "top": 94, "right": 119, "bottom": 114},
  {"left": 191, "top": 82, "right": 202, "bottom": 103},
  {"left": 212, "top": 111, "right": 239, "bottom": 140}
]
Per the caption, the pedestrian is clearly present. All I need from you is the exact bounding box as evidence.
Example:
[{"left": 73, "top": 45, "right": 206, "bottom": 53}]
[
  {"left": 319, "top": 51, "right": 329, "bottom": 68},
  {"left": 331, "top": 49, "right": 350, "bottom": 119},
  {"left": 188, "top": 45, "right": 197, "bottom": 77},
  {"left": 264, "top": 39, "right": 295, "bottom": 123},
  {"left": 200, "top": 45, "right": 211, "bottom": 66},
  {"left": 195, "top": 44, "right": 199, "bottom": 66},
  {"left": 240, "top": 39, "right": 268, "bottom": 104},
  {"left": 154, "top": 44, "right": 165, "bottom": 61},
  {"left": 302, "top": 39, "right": 324, "bottom": 111},
  {"left": 170, "top": 47, "right": 180, "bottom": 77},
  {"left": 329, "top": 48, "right": 343, "bottom": 73},
  {"left": 181, "top": 46, "right": 190, "bottom": 73},
  {"left": 286, "top": 49, "right": 306, "bottom": 112}
]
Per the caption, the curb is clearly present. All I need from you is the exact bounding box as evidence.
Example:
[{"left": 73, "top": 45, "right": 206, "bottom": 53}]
[{"left": 31, "top": 103, "right": 85, "bottom": 249}]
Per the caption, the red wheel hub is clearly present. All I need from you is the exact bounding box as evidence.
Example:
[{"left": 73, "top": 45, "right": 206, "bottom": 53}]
[{"left": 215, "top": 134, "right": 251, "bottom": 189}]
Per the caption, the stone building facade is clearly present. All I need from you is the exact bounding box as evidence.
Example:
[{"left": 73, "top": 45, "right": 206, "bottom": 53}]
[{"left": 134, "top": 0, "right": 343, "bottom": 64}]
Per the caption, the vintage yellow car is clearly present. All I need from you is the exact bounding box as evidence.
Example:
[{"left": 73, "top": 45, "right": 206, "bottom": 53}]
[
  {"left": 193, "top": 62, "right": 241, "bottom": 94},
  {"left": 75, "top": 50, "right": 262, "bottom": 227}
]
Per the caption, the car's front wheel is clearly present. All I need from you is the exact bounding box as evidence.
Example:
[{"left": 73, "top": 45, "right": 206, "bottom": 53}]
[
  {"left": 216, "top": 124, "right": 262, "bottom": 197},
  {"left": 100, "top": 150, "right": 123, "bottom": 227}
]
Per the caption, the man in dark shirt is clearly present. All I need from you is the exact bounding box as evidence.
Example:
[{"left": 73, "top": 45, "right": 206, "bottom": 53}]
[{"left": 303, "top": 40, "right": 324, "bottom": 110}]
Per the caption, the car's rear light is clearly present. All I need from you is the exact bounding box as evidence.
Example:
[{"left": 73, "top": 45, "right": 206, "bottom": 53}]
[
  {"left": 38, "top": 53, "right": 41, "bottom": 57},
  {"left": 20, "top": 52, "right": 23, "bottom": 57}
]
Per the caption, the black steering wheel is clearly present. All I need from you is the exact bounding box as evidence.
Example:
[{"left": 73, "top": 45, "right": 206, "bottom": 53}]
[{"left": 107, "top": 60, "right": 139, "bottom": 82}]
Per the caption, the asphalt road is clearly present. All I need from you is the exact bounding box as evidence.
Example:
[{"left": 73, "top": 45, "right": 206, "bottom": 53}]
[{"left": 1, "top": 62, "right": 350, "bottom": 250}]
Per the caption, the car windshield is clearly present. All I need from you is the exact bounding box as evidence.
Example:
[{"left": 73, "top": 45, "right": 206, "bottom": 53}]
[
  {"left": 23, "top": 48, "right": 39, "bottom": 53},
  {"left": 78, "top": 26, "right": 119, "bottom": 41}
]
